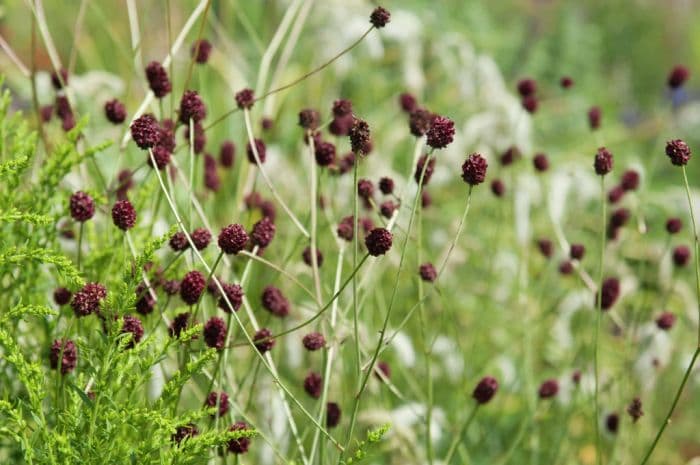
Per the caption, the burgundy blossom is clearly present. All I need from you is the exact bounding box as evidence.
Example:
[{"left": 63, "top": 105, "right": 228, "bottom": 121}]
[
  {"left": 203, "top": 316, "right": 226, "bottom": 349},
  {"left": 49, "top": 339, "right": 77, "bottom": 374}
]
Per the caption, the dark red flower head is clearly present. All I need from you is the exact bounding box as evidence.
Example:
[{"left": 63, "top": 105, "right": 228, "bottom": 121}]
[
  {"left": 254, "top": 327, "right": 275, "bottom": 353},
  {"left": 158, "top": 118, "right": 176, "bottom": 152},
  {"left": 49, "top": 339, "right": 77, "bottom": 374},
  {"left": 426, "top": 115, "right": 455, "bottom": 149},
  {"left": 461, "top": 153, "right": 488, "bottom": 186},
  {"left": 227, "top": 421, "right": 251, "bottom": 454},
  {"left": 71, "top": 282, "right": 107, "bottom": 317},
  {"left": 145, "top": 61, "right": 172, "bottom": 98},
  {"left": 51, "top": 68, "right": 68, "bottom": 90},
  {"left": 672, "top": 245, "right": 691, "bottom": 267},
  {"left": 235, "top": 88, "right": 255, "bottom": 110},
  {"left": 104, "top": 99, "right": 126, "bottom": 124},
  {"left": 370, "top": 6, "right": 391, "bottom": 28},
  {"left": 517, "top": 78, "right": 537, "bottom": 97},
  {"left": 419, "top": 262, "right": 437, "bottom": 282},
  {"left": 203, "top": 316, "right": 227, "bottom": 349},
  {"left": 220, "top": 140, "right": 236, "bottom": 168},
  {"left": 491, "top": 179, "right": 505, "bottom": 197},
  {"left": 218, "top": 224, "right": 249, "bottom": 254},
  {"left": 170, "top": 231, "right": 190, "bottom": 252},
  {"left": 666, "top": 218, "right": 682, "bottom": 234},
  {"left": 588, "top": 106, "right": 602, "bottom": 130},
  {"left": 182, "top": 121, "right": 207, "bottom": 154},
  {"left": 121, "top": 315, "right": 144, "bottom": 349},
  {"left": 598, "top": 277, "right": 620, "bottom": 310},
  {"left": 570, "top": 244, "right": 585, "bottom": 260},
  {"left": 191, "top": 39, "right": 212, "bottom": 64},
  {"left": 620, "top": 170, "right": 640, "bottom": 191},
  {"left": 299, "top": 109, "right": 321, "bottom": 130},
  {"left": 315, "top": 141, "right": 336, "bottom": 167},
  {"left": 559, "top": 260, "right": 574, "bottom": 275},
  {"left": 302, "top": 332, "right": 326, "bottom": 351},
  {"left": 537, "top": 239, "right": 553, "bottom": 258},
  {"left": 246, "top": 138, "right": 266, "bottom": 164},
  {"left": 205, "top": 391, "right": 229, "bottom": 417},
  {"left": 409, "top": 108, "right": 435, "bottom": 137},
  {"left": 179, "top": 90, "right": 207, "bottom": 123},
  {"left": 538, "top": 379, "right": 559, "bottom": 399},
  {"left": 131, "top": 114, "right": 160, "bottom": 149},
  {"left": 40, "top": 105, "right": 53, "bottom": 122},
  {"left": 326, "top": 402, "right": 342, "bottom": 428},
  {"left": 112, "top": 200, "right": 136, "bottom": 230},
  {"left": 329, "top": 115, "right": 353, "bottom": 136},
  {"left": 337, "top": 216, "right": 355, "bottom": 242},
  {"left": 349, "top": 118, "right": 372, "bottom": 155},
  {"left": 379, "top": 177, "right": 395, "bottom": 195},
  {"left": 668, "top": 65, "right": 690, "bottom": 89},
  {"left": 627, "top": 397, "right": 643, "bottom": 423},
  {"left": 606, "top": 413, "right": 619, "bottom": 434},
  {"left": 380, "top": 201, "right": 397, "bottom": 219},
  {"left": 332, "top": 99, "right": 353, "bottom": 117},
  {"left": 399, "top": 92, "right": 417, "bottom": 113},
  {"left": 665, "top": 139, "right": 691, "bottom": 166},
  {"left": 522, "top": 95, "right": 538, "bottom": 113},
  {"left": 135, "top": 284, "right": 155, "bottom": 315},
  {"left": 500, "top": 146, "right": 520, "bottom": 166},
  {"left": 251, "top": 217, "right": 276, "bottom": 248},
  {"left": 148, "top": 145, "right": 171, "bottom": 170},
  {"left": 191, "top": 228, "right": 211, "bottom": 251},
  {"left": 168, "top": 312, "right": 190, "bottom": 338},
  {"left": 473, "top": 376, "right": 498, "bottom": 404},
  {"left": 560, "top": 76, "right": 574, "bottom": 88},
  {"left": 181, "top": 270, "right": 206, "bottom": 305},
  {"left": 415, "top": 154, "right": 436, "bottom": 185},
  {"left": 304, "top": 372, "right": 323, "bottom": 398},
  {"left": 262, "top": 285, "right": 290, "bottom": 317},
  {"left": 302, "top": 246, "right": 323, "bottom": 268},
  {"left": 608, "top": 185, "right": 625, "bottom": 204},
  {"left": 656, "top": 311, "right": 676, "bottom": 330},
  {"left": 610, "top": 208, "right": 630, "bottom": 228},
  {"left": 54, "top": 287, "right": 72, "bottom": 306},
  {"left": 218, "top": 283, "right": 243, "bottom": 313},
  {"left": 533, "top": 153, "right": 549, "bottom": 172},
  {"left": 69, "top": 191, "right": 95, "bottom": 222},
  {"left": 594, "top": 147, "right": 614, "bottom": 176},
  {"left": 172, "top": 423, "right": 199, "bottom": 445},
  {"left": 365, "top": 228, "right": 393, "bottom": 256},
  {"left": 357, "top": 179, "right": 375, "bottom": 199}
]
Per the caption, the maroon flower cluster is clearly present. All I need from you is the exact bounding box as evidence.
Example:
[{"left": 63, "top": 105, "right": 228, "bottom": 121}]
[
  {"left": 665, "top": 139, "right": 691, "bottom": 166},
  {"left": 461, "top": 153, "right": 488, "bottom": 186},
  {"left": 69, "top": 191, "right": 95, "bottom": 222},
  {"left": 130, "top": 114, "right": 160, "bottom": 149},
  {"left": 302, "top": 332, "right": 326, "bottom": 351},
  {"left": 365, "top": 228, "right": 393, "bottom": 256},
  {"left": 181, "top": 270, "right": 206, "bottom": 305},
  {"left": 179, "top": 90, "right": 207, "bottom": 123},
  {"left": 191, "top": 39, "right": 213, "bottom": 64},
  {"left": 104, "top": 99, "right": 127, "bottom": 124},
  {"left": 145, "top": 61, "right": 172, "bottom": 98},
  {"left": 254, "top": 328, "right": 275, "bottom": 353},
  {"left": 594, "top": 147, "right": 614, "bottom": 176},
  {"left": 203, "top": 316, "right": 227, "bottom": 349},
  {"left": 251, "top": 217, "right": 276, "bottom": 248},
  {"left": 112, "top": 200, "right": 136, "bottom": 230},
  {"left": 235, "top": 88, "right": 255, "bottom": 110},
  {"left": 49, "top": 339, "right": 78, "bottom": 374},
  {"left": 205, "top": 391, "right": 230, "bottom": 417},
  {"left": 304, "top": 372, "right": 323, "bottom": 398},
  {"left": 262, "top": 286, "right": 290, "bottom": 317},
  {"left": 121, "top": 315, "right": 144, "bottom": 349},
  {"left": 473, "top": 376, "right": 498, "bottom": 404},
  {"left": 71, "top": 282, "right": 107, "bottom": 317},
  {"left": 426, "top": 115, "right": 455, "bottom": 149}
]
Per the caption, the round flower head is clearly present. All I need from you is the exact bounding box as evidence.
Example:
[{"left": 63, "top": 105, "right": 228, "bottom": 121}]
[
  {"left": 55, "top": 95, "right": 72, "bottom": 121},
  {"left": 673, "top": 245, "right": 690, "bottom": 267},
  {"left": 522, "top": 95, "right": 538, "bottom": 113},
  {"left": 168, "top": 312, "right": 190, "bottom": 338},
  {"left": 40, "top": 105, "right": 53, "bottom": 122},
  {"left": 218, "top": 224, "right": 249, "bottom": 254},
  {"left": 179, "top": 90, "right": 206, "bottom": 123},
  {"left": 49, "top": 339, "right": 78, "bottom": 374},
  {"left": 537, "top": 239, "right": 553, "bottom": 258},
  {"left": 145, "top": 61, "right": 172, "bottom": 98},
  {"left": 559, "top": 260, "right": 574, "bottom": 275},
  {"left": 121, "top": 315, "right": 144, "bottom": 349},
  {"left": 148, "top": 145, "right": 171, "bottom": 170},
  {"left": 69, "top": 191, "right": 95, "bottom": 222},
  {"left": 415, "top": 154, "right": 436, "bottom": 185},
  {"left": 500, "top": 146, "right": 521, "bottom": 166},
  {"left": 588, "top": 106, "right": 602, "bottom": 130},
  {"left": 170, "top": 231, "right": 190, "bottom": 252},
  {"left": 104, "top": 99, "right": 126, "bottom": 124},
  {"left": 203, "top": 316, "right": 226, "bottom": 350},
  {"left": 71, "top": 282, "right": 107, "bottom": 317},
  {"left": 380, "top": 201, "right": 397, "bottom": 219},
  {"left": 302, "top": 246, "right": 323, "bottom": 268},
  {"left": 594, "top": 147, "right": 614, "bottom": 176},
  {"left": 620, "top": 169, "right": 640, "bottom": 191},
  {"left": 163, "top": 280, "right": 180, "bottom": 297},
  {"left": 610, "top": 208, "right": 630, "bottom": 229},
  {"left": 606, "top": 413, "right": 619, "bottom": 434},
  {"left": 461, "top": 153, "right": 488, "bottom": 186},
  {"left": 560, "top": 76, "right": 574, "bottom": 88},
  {"left": 538, "top": 379, "right": 559, "bottom": 399},
  {"left": 598, "top": 277, "right": 620, "bottom": 310},
  {"left": 172, "top": 424, "right": 199, "bottom": 445},
  {"left": 135, "top": 284, "right": 155, "bottom": 315},
  {"left": 235, "top": 88, "right": 255, "bottom": 110},
  {"left": 227, "top": 421, "right": 251, "bottom": 454},
  {"left": 666, "top": 218, "right": 682, "bottom": 234},
  {"left": 130, "top": 114, "right": 160, "bottom": 149},
  {"left": 262, "top": 285, "right": 290, "bottom": 317},
  {"left": 337, "top": 216, "right": 355, "bottom": 242},
  {"left": 608, "top": 185, "right": 625, "bottom": 204},
  {"left": 191, "top": 39, "right": 212, "bottom": 64},
  {"left": 656, "top": 311, "right": 676, "bottom": 330},
  {"left": 668, "top": 65, "right": 690, "bottom": 89},
  {"left": 533, "top": 153, "right": 549, "bottom": 172},
  {"left": 399, "top": 92, "right": 417, "bottom": 113},
  {"left": 157, "top": 119, "right": 176, "bottom": 152},
  {"left": 379, "top": 177, "right": 395, "bottom": 195},
  {"left": 419, "top": 262, "right": 437, "bottom": 282},
  {"left": 191, "top": 228, "right": 211, "bottom": 251},
  {"left": 205, "top": 391, "right": 229, "bottom": 417},
  {"left": 246, "top": 138, "right": 266, "bottom": 164},
  {"left": 302, "top": 332, "right": 326, "bottom": 351},
  {"left": 376, "top": 361, "right": 391, "bottom": 380},
  {"left": 570, "top": 244, "right": 586, "bottom": 260},
  {"left": 332, "top": 99, "right": 353, "bottom": 117},
  {"left": 357, "top": 179, "right": 375, "bottom": 199},
  {"left": 627, "top": 397, "right": 643, "bottom": 423},
  {"left": 572, "top": 370, "right": 582, "bottom": 385},
  {"left": 261, "top": 117, "right": 274, "bottom": 131},
  {"left": 180, "top": 270, "right": 206, "bottom": 305},
  {"left": 326, "top": 402, "right": 342, "bottom": 428},
  {"left": 349, "top": 118, "right": 372, "bottom": 155},
  {"left": 51, "top": 68, "right": 68, "bottom": 90},
  {"left": 365, "top": 228, "right": 393, "bottom": 256},
  {"left": 304, "top": 372, "right": 323, "bottom": 398},
  {"left": 112, "top": 200, "right": 136, "bottom": 230},
  {"left": 253, "top": 328, "right": 275, "bottom": 353},
  {"left": 315, "top": 141, "right": 336, "bottom": 167},
  {"left": 665, "top": 139, "right": 691, "bottom": 166},
  {"left": 299, "top": 109, "right": 320, "bottom": 130},
  {"left": 491, "top": 179, "right": 505, "bottom": 197},
  {"left": 517, "top": 78, "right": 537, "bottom": 97},
  {"left": 54, "top": 287, "right": 72, "bottom": 306},
  {"left": 218, "top": 283, "right": 243, "bottom": 313},
  {"left": 182, "top": 121, "right": 206, "bottom": 154},
  {"left": 219, "top": 140, "right": 236, "bottom": 168},
  {"left": 426, "top": 115, "right": 455, "bottom": 149},
  {"left": 473, "top": 376, "right": 498, "bottom": 404},
  {"left": 409, "top": 108, "right": 435, "bottom": 137},
  {"left": 370, "top": 6, "right": 391, "bottom": 28},
  {"left": 251, "top": 217, "right": 276, "bottom": 248}
]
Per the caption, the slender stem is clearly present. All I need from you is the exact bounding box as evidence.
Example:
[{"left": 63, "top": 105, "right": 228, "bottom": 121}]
[
  {"left": 308, "top": 133, "right": 323, "bottom": 303},
  {"left": 594, "top": 176, "right": 606, "bottom": 465},
  {"left": 77, "top": 222, "right": 85, "bottom": 269},
  {"left": 352, "top": 155, "right": 361, "bottom": 381},
  {"left": 444, "top": 404, "right": 479, "bottom": 464}
]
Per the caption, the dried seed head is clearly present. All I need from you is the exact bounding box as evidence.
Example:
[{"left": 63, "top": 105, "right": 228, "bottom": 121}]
[
  {"left": 49, "top": 339, "right": 77, "bottom": 374},
  {"left": 370, "top": 6, "right": 391, "bottom": 28},
  {"left": 426, "top": 115, "right": 455, "bottom": 149},
  {"left": 302, "top": 332, "right": 326, "bottom": 351},
  {"left": 262, "top": 286, "right": 290, "bottom": 317},
  {"left": 130, "top": 114, "right": 160, "bottom": 149},
  {"left": 665, "top": 139, "right": 691, "bottom": 166},
  {"left": 104, "top": 99, "right": 127, "bottom": 124},
  {"left": 145, "top": 61, "right": 172, "bottom": 98},
  {"left": 365, "top": 228, "right": 393, "bottom": 256},
  {"left": 668, "top": 65, "right": 690, "bottom": 89},
  {"left": 461, "top": 153, "right": 488, "bottom": 186},
  {"left": 203, "top": 316, "right": 226, "bottom": 350},
  {"left": 304, "top": 372, "right": 323, "bottom": 398},
  {"left": 69, "top": 191, "right": 95, "bottom": 222},
  {"left": 191, "top": 39, "right": 212, "bottom": 64},
  {"left": 235, "top": 88, "right": 255, "bottom": 110},
  {"left": 473, "top": 376, "right": 498, "bottom": 404},
  {"left": 218, "top": 224, "right": 249, "bottom": 254},
  {"left": 594, "top": 147, "right": 614, "bottom": 176},
  {"left": 121, "top": 315, "right": 144, "bottom": 349},
  {"left": 179, "top": 90, "right": 207, "bottom": 123},
  {"left": 253, "top": 328, "right": 275, "bottom": 353},
  {"left": 180, "top": 270, "right": 206, "bottom": 305},
  {"left": 111, "top": 200, "right": 136, "bottom": 230}
]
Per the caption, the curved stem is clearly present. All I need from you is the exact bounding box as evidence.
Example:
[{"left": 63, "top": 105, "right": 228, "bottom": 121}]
[
  {"left": 444, "top": 404, "right": 479, "bottom": 464},
  {"left": 594, "top": 176, "right": 606, "bottom": 465}
]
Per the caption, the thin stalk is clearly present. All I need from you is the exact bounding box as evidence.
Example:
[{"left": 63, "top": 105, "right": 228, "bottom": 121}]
[
  {"left": 352, "top": 154, "right": 361, "bottom": 380},
  {"left": 594, "top": 176, "right": 606, "bottom": 465},
  {"left": 77, "top": 222, "right": 85, "bottom": 269},
  {"left": 417, "top": 202, "right": 434, "bottom": 465},
  {"left": 308, "top": 133, "right": 323, "bottom": 303},
  {"left": 443, "top": 404, "right": 479, "bottom": 464}
]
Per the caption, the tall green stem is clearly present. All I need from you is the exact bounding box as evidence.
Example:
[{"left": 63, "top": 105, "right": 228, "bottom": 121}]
[{"left": 594, "top": 176, "right": 606, "bottom": 465}]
